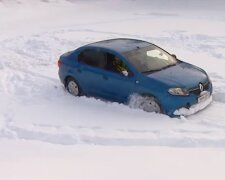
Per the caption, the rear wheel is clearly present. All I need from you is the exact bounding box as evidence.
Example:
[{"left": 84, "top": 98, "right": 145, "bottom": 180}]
[{"left": 65, "top": 77, "right": 80, "bottom": 96}]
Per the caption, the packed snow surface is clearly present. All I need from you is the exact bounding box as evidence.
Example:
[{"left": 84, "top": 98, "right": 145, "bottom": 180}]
[{"left": 1, "top": 0, "right": 225, "bottom": 179}]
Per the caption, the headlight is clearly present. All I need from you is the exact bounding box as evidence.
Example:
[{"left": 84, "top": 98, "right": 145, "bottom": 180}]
[{"left": 168, "top": 88, "right": 189, "bottom": 96}]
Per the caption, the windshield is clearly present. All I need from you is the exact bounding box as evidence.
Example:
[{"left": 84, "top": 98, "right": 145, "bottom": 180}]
[{"left": 123, "top": 45, "right": 178, "bottom": 73}]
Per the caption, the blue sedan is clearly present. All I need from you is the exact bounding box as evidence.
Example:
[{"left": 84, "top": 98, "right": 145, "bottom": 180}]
[{"left": 58, "top": 38, "right": 212, "bottom": 116}]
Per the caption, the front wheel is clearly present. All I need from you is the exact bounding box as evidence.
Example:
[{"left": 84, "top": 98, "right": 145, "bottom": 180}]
[
  {"left": 65, "top": 77, "right": 80, "bottom": 96},
  {"left": 129, "top": 95, "right": 162, "bottom": 113}
]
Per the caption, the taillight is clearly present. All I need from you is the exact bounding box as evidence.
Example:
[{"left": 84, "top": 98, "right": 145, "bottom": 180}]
[{"left": 58, "top": 60, "right": 62, "bottom": 67}]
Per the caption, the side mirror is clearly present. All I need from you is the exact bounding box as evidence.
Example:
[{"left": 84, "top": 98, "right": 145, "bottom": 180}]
[{"left": 171, "top": 54, "right": 177, "bottom": 59}]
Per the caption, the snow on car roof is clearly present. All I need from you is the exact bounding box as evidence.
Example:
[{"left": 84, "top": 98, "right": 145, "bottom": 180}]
[{"left": 85, "top": 38, "right": 150, "bottom": 53}]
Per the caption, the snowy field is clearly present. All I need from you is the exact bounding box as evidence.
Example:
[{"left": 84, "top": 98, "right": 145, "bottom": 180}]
[{"left": 1, "top": 0, "right": 225, "bottom": 179}]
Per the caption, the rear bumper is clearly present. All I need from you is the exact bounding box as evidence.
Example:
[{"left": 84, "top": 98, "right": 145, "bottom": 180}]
[{"left": 173, "top": 95, "right": 212, "bottom": 116}]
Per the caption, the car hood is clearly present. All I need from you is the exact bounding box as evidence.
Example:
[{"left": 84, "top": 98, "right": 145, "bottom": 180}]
[{"left": 146, "top": 62, "right": 208, "bottom": 89}]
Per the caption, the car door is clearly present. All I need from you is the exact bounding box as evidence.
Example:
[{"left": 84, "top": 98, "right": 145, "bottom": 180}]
[
  {"left": 76, "top": 48, "right": 137, "bottom": 103},
  {"left": 99, "top": 51, "right": 137, "bottom": 103},
  {"left": 75, "top": 48, "right": 109, "bottom": 98}
]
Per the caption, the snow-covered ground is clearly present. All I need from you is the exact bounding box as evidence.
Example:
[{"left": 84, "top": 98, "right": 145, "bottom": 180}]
[{"left": 1, "top": 0, "right": 225, "bottom": 179}]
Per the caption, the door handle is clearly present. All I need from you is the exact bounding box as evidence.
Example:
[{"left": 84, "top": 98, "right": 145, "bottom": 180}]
[{"left": 103, "top": 75, "right": 108, "bottom": 80}]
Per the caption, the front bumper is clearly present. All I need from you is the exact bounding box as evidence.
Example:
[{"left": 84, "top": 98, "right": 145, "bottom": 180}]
[{"left": 173, "top": 95, "right": 212, "bottom": 116}]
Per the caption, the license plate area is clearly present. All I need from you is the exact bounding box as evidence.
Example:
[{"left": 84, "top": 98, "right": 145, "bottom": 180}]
[{"left": 198, "top": 91, "right": 210, "bottom": 103}]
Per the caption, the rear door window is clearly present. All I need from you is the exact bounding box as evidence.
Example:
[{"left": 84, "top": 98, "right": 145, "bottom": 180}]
[{"left": 78, "top": 49, "right": 107, "bottom": 69}]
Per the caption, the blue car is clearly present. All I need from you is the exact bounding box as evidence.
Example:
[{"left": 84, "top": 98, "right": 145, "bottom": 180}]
[{"left": 58, "top": 38, "right": 212, "bottom": 116}]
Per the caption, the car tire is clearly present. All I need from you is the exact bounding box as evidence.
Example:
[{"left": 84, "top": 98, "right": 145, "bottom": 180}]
[
  {"left": 140, "top": 96, "right": 162, "bottom": 113},
  {"left": 129, "top": 94, "right": 162, "bottom": 113},
  {"left": 65, "top": 77, "right": 80, "bottom": 96}
]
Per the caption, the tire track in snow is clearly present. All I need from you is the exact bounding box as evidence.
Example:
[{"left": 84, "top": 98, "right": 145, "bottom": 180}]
[
  {"left": 1, "top": 28, "right": 225, "bottom": 147},
  {"left": 2, "top": 121, "right": 225, "bottom": 147}
]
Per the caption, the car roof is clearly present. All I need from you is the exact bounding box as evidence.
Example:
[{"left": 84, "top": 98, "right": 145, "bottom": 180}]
[{"left": 84, "top": 38, "right": 151, "bottom": 53}]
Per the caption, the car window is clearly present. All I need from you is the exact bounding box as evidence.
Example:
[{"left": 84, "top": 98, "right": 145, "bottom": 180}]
[
  {"left": 146, "top": 49, "right": 169, "bottom": 61},
  {"left": 106, "top": 53, "right": 131, "bottom": 77},
  {"left": 78, "top": 49, "right": 107, "bottom": 69},
  {"left": 78, "top": 49, "right": 132, "bottom": 77},
  {"left": 123, "top": 45, "right": 177, "bottom": 73}
]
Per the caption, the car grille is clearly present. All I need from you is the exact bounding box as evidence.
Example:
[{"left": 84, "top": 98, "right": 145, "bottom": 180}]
[{"left": 189, "top": 81, "right": 210, "bottom": 95}]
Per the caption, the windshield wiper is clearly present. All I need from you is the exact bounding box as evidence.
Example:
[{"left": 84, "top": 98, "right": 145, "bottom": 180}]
[
  {"left": 142, "top": 62, "right": 179, "bottom": 74},
  {"left": 142, "top": 69, "right": 162, "bottom": 74}
]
